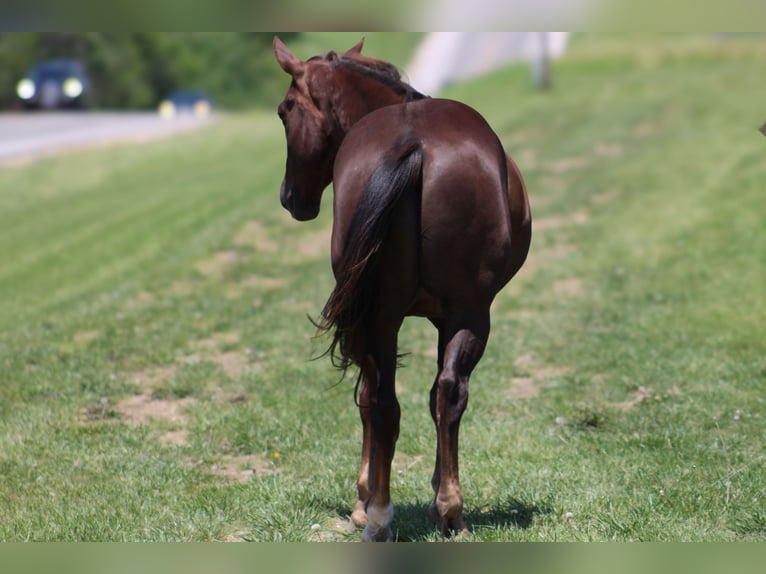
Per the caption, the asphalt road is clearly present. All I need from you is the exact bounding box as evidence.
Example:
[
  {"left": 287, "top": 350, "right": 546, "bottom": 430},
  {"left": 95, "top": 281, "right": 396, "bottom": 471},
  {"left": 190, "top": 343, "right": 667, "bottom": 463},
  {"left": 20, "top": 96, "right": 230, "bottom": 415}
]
[{"left": 0, "top": 111, "right": 214, "bottom": 165}]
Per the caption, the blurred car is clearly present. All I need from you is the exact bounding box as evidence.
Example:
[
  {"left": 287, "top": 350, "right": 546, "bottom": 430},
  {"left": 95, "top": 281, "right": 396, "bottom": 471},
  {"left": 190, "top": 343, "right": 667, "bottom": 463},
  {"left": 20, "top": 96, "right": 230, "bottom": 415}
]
[
  {"left": 158, "top": 90, "right": 213, "bottom": 119},
  {"left": 16, "top": 59, "right": 90, "bottom": 109}
]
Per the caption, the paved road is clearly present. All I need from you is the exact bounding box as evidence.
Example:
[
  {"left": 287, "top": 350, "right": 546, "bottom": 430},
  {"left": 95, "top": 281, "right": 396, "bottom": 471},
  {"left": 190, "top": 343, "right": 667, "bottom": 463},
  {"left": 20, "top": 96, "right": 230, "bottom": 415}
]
[{"left": 0, "top": 111, "right": 214, "bottom": 165}]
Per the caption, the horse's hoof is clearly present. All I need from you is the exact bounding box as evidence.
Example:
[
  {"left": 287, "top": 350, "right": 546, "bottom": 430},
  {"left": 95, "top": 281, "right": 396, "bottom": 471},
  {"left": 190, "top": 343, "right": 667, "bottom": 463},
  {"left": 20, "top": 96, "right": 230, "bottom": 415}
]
[
  {"left": 429, "top": 503, "right": 469, "bottom": 539},
  {"left": 451, "top": 526, "right": 471, "bottom": 540},
  {"left": 360, "top": 501, "right": 393, "bottom": 541},
  {"left": 440, "top": 522, "right": 470, "bottom": 539},
  {"left": 362, "top": 525, "right": 393, "bottom": 542}
]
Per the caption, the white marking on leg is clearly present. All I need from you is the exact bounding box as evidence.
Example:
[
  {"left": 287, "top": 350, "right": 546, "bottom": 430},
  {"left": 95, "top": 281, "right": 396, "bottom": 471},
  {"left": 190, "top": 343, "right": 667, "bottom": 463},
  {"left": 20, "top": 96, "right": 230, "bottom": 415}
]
[{"left": 361, "top": 502, "right": 394, "bottom": 542}]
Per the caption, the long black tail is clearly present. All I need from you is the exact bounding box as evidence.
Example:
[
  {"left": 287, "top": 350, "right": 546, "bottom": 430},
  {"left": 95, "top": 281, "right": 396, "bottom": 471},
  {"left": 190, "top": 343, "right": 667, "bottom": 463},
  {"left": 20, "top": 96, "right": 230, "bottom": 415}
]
[{"left": 316, "top": 135, "right": 423, "bottom": 373}]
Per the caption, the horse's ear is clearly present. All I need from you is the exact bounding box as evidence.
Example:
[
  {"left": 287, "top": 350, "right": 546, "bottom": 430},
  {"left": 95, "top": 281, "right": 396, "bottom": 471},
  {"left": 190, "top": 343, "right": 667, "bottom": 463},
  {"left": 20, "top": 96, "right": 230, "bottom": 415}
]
[
  {"left": 274, "top": 36, "right": 303, "bottom": 76},
  {"left": 344, "top": 37, "right": 365, "bottom": 56}
]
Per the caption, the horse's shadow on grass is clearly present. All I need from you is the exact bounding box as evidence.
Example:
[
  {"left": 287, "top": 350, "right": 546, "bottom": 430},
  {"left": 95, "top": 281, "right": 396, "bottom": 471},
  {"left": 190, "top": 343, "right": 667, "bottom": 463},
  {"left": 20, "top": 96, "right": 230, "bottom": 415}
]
[
  {"left": 396, "top": 497, "right": 551, "bottom": 541},
  {"left": 325, "top": 496, "right": 551, "bottom": 541}
]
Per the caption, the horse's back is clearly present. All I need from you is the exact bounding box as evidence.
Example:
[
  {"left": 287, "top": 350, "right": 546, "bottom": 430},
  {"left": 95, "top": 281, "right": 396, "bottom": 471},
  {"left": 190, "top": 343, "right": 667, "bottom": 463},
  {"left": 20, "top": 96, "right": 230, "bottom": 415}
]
[{"left": 333, "top": 98, "right": 530, "bottom": 317}]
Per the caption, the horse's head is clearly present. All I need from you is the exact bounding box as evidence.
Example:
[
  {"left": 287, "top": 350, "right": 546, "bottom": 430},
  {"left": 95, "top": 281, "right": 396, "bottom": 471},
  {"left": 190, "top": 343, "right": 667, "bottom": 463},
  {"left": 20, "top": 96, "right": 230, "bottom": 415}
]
[{"left": 273, "top": 36, "right": 365, "bottom": 221}]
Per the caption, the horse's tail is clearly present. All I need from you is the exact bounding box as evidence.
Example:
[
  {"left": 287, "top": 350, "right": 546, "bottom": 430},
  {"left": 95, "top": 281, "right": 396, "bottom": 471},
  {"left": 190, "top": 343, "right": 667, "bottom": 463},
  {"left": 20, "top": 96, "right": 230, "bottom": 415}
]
[{"left": 316, "top": 134, "right": 423, "bottom": 373}]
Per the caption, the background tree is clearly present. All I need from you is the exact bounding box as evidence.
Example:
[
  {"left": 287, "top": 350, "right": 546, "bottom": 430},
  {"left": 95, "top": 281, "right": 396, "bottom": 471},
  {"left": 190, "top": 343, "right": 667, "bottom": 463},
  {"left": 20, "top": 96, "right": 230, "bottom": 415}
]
[{"left": 0, "top": 32, "right": 300, "bottom": 110}]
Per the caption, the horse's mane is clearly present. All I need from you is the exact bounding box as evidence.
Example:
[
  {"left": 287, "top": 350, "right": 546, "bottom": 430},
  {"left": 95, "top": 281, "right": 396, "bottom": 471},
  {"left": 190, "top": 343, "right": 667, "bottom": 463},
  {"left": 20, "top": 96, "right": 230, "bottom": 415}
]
[{"left": 331, "top": 52, "right": 428, "bottom": 102}]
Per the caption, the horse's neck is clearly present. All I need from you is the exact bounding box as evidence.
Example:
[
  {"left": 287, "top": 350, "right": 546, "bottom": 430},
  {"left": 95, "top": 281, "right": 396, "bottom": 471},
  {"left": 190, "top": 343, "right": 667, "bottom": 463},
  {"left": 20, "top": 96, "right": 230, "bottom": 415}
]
[{"left": 333, "top": 73, "right": 406, "bottom": 133}]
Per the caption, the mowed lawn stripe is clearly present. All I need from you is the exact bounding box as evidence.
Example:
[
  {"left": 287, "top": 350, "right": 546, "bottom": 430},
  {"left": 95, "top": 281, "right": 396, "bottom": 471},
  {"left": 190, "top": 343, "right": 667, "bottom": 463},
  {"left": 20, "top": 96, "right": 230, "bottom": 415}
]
[{"left": 0, "top": 116, "right": 285, "bottom": 325}]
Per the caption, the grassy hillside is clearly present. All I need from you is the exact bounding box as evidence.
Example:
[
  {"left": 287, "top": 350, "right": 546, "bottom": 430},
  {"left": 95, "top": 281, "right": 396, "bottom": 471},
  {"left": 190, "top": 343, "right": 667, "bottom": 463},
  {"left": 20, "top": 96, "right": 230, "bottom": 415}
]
[{"left": 0, "top": 34, "right": 764, "bottom": 541}]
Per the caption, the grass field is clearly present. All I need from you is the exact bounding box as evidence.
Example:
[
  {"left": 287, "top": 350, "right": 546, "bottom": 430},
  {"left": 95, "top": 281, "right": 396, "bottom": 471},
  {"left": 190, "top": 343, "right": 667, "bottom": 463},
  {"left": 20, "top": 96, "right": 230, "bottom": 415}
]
[{"left": 0, "top": 33, "right": 764, "bottom": 542}]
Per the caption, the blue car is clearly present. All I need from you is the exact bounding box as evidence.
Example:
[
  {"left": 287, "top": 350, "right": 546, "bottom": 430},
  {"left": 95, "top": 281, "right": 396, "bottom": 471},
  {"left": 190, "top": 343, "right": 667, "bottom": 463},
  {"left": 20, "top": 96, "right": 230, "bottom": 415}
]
[
  {"left": 158, "top": 90, "right": 213, "bottom": 119},
  {"left": 16, "top": 59, "right": 90, "bottom": 109}
]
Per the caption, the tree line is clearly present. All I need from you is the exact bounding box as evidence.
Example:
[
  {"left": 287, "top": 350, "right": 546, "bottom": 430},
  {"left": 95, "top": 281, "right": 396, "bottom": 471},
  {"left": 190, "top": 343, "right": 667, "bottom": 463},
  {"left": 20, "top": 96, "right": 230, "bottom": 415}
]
[{"left": 0, "top": 33, "right": 299, "bottom": 110}]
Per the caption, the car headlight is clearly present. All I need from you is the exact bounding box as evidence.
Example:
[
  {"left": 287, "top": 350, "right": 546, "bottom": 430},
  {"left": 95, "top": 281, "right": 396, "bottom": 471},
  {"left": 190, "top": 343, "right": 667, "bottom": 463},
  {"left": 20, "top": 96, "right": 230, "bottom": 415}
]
[
  {"left": 158, "top": 100, "right": 176, "bottom": 118},
  {"left": 193, "top": 100, "right": 211, "bottom": 118},
  {"left": 16, "top": 78, "right": 36, "bottom": 100},
  {"left": 62, "top": 78, "right": 83, "bottom": 98}
]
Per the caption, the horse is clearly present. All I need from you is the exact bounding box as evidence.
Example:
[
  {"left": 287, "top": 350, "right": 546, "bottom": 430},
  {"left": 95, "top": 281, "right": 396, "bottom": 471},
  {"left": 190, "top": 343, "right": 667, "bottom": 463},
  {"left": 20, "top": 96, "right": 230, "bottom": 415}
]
[{"left": 274, "top": 36, "right": 531, "bottom": 541}]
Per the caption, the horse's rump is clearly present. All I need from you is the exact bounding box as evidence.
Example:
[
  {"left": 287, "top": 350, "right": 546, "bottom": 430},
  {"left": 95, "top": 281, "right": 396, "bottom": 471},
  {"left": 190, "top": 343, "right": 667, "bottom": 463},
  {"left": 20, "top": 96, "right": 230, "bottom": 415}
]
[{"left": 317, "top": 134, "right": 423, "bottom": 372}]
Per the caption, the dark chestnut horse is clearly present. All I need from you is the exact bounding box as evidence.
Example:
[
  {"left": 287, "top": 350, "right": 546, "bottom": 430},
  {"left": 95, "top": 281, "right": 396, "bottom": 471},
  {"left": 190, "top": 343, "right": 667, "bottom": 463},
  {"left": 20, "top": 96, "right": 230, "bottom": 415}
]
[{"left": 274, "top": 37, "right": 531, "bottom": 541}]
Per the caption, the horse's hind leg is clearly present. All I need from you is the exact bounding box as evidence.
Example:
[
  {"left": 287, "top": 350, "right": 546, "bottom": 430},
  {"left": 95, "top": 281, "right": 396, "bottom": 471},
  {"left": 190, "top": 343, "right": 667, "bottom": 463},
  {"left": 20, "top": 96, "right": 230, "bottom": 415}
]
[
  {"left": 429, "top": 309, "right": 489, "bottom": 537},
  {"left": 351, "top": 380, "right": 372, "bottom": 528},
  {"left": 359, "top": 335, "right": 400, "bottom": 542},
  {"left": 428, "top": 319, "right": 445, "bottom": 497}
]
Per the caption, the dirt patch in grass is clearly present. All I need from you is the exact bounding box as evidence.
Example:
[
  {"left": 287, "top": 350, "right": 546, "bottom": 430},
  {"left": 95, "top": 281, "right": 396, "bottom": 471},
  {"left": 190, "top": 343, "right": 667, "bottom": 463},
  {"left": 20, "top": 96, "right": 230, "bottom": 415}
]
[
  {"left": 195, "top": 250, "right": 240, "bottom": 277},
  {"left": 185, "top": 330, "right": 256, "bottom": 379},
  {"left": 634, "top": 122, "right": 657, "bottom": 137},
  {"left": 546, "top": 156, "right": 590, "bottom": 173},
  {"left": 239, "top": 275, "right": 288, "bottom": 290},
  {"left": 211, "top": 351, "right": 252, "bottom": 378},
  {"left": 523, "top": 243, "right": 576, "bottom": 275},
  {"left": 159, "top": 429, "right": 191, "bottom": 447},
  {"left": 594, "top": 142, "right": 624, "bottom": 157},
  {"left": 220, "top": 529, "right": 252, "bottom": 542},
  {"left": 132, "top": 365, "right": 178, "bottom": 390},
  {"left": 552, "top": 277, "right": 584, "bottom": 297},
  {"left": 501, "top": 126, "right": 547, "bottom": 145},
  {"left": 533, "top": 210, "right": 590, "bottom": 231},
  {"left": 127, "top": 290, "right": 156, "bottom": 308},
  {"left": 422, "top": 342, "right": 439, "bottom": 359},
  {"left": 79, "top": 329, "right": 259, "bottom": 448},
  {"left": 612, "top": 386, "right": 656, "bottom": 411},
  {"left": 193, "top": 332, "right": 241, "bottom": 350},
  {"left": 529, "top": 365, "right": 570, "bottom": 380},
  {"left": 80, "top": 365, "right": 190, "bottom": 427},
  {"left": 233, "top": 220, "right": 278, "bottom": 253},
  {"left": 497, "top": 243, "right": 576, "bottom": 300},
  {"left": 116, "top": 394, "right": 195, "bottom": 425},
  {"left": 516, "top": 148, "right": 538, "bottom": 169},
  {"left": 73, "top": 330, "right": 100, "bottom": 345},
  {"left": 168, "top": 280, "right": 204, "bottom": 296},
  {"left": 509, "top": 376, "right": 540, "bottom": 399},
  {"left": 292, "top": 228, "right": 331, "bottom": 260},
  {"left": 111, "top": 332, "right": 254, "bottom": 434},
  {"left": 207, "top": 454, "right": 275, "bottom": 483},
  {"left": 281, "top": 299, "right": 317, "bottom": 315},
  {"left": 591, "top": 190, "right": 619, "bottom": 204},
  {"left": 224, "top": 275, "right": 287, "bottom": 300},
  {"left": 507, "top": 354, "right": 570, "bottom": 400},
  {"left": 308, "top": 518, "right": 356, "bottom": 541}
]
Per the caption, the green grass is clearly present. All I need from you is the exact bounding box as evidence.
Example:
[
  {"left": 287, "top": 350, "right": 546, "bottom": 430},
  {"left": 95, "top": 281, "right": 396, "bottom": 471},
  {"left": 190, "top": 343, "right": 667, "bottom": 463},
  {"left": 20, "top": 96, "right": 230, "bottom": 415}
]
[{"left": 1, "top": 34, "right": 765, "bottom": 542}]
